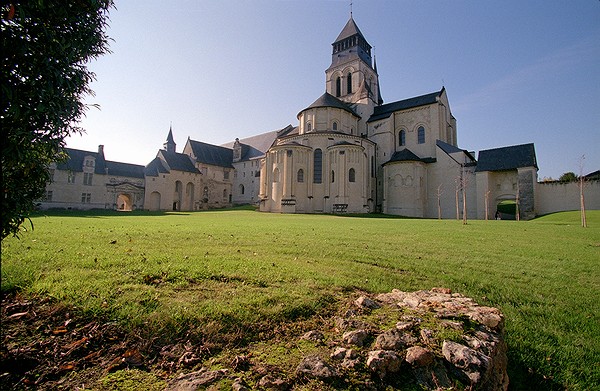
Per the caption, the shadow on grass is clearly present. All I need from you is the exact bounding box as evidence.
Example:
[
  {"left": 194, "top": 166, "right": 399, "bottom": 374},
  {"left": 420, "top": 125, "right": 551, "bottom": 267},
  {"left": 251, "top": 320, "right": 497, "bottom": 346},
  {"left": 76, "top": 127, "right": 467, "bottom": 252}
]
[
  {"left": 32, "top": 204, "right": 258, "bottom": 218},
  {"left": 507, "top": 352, "right": 564, "bottom": 391}
]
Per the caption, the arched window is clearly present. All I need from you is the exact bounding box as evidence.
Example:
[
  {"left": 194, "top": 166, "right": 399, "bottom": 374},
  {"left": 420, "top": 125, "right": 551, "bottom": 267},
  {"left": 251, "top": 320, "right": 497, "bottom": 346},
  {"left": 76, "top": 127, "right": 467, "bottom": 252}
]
[
  {"left": 297, "top": 169, "right": 304, "bottom": 183},
  {"left": 349, "top": 168, "right": 356, "bottom": 182},
  {"left": 335, "top": 77, "right": 341, "bottom": 97},
  {"left": 313, "top": 149, "right": 322, "bottom": 183},
  {"left": 239, "top": 184, "right": 245, "bottom": 195},
  {"left": 273, "top": 168, "right": 280, "bottom": 183},
  {"left": 331, "top": 170, "right": 335, "bottom": 183},
  {"left": 347, "top": 72, "right": 352, "bottom": 94},
  {"left": 307, "top": 122, "right": 312, "bottom": 132},
  {"left": 332, "top": 121, "right": 338, "bottom": 131},
  {"left": 418, "top": 126, "right": 425, "bottom": 144},
  {"left": 223, "top": 189, "right": 227, "bottom": 199},
  {"left": 399, "top": 129, "right": 406, "bottom": 146}
]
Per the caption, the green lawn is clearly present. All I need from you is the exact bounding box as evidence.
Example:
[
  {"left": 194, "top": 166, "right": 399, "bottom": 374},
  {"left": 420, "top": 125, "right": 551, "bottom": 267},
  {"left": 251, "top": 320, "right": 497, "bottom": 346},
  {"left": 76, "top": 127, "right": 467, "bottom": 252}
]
[{"left": 2, "top": 209, "right": 599, "bottom": 390}]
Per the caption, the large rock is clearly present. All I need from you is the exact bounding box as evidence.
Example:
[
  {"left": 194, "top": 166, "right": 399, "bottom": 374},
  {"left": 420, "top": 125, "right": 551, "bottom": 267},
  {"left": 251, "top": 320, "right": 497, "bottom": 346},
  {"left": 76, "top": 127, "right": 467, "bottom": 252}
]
[
  {"left": 296, "top": 355, "right": 338, "bottom": 379},
  {"left": 165, "top": 368, "right": 228, "bottom": 390},
  {"left": 366, "top": 350, "right": 402, "bottom": 378},
  {"left": 342, "top": 329, "right": 369, "bottom": 346}
]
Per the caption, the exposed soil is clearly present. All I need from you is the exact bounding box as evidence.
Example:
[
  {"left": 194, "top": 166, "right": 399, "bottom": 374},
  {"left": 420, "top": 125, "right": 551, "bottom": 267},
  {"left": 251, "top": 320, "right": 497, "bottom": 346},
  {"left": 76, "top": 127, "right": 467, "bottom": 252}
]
[
  {"left": 0, "top": 292, "right": 331, "bottom": 390},
  {"left": 2, "top": 293, "right": 195, "bottom": 390}
]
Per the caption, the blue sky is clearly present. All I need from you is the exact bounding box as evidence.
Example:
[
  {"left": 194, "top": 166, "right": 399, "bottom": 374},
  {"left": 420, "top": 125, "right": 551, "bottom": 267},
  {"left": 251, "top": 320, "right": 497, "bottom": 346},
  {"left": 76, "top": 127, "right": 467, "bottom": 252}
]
[{"left": 67, "top": 0, "right": 600, "bottom": 179}]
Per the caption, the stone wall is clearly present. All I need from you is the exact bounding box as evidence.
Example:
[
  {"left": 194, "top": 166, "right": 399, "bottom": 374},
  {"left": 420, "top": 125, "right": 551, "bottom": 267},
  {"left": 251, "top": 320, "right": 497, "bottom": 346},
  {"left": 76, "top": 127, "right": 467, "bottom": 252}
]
[{"left": 536, "top": 180, "right": 600, "bottom": 216}]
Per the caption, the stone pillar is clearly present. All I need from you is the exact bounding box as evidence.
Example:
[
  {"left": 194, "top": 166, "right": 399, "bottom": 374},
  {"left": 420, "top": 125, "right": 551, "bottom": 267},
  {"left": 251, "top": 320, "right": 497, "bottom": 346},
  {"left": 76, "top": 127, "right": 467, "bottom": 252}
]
[{"left": 283, "top": 150, "right": 291, "bottom": 199}]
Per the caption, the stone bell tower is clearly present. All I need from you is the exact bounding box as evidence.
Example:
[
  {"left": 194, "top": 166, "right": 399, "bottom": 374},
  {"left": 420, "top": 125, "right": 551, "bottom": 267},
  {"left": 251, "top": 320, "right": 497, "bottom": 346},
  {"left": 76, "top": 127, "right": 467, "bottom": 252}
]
[{"left": 325, "top": 17, "right": 383, "bottom": 107}]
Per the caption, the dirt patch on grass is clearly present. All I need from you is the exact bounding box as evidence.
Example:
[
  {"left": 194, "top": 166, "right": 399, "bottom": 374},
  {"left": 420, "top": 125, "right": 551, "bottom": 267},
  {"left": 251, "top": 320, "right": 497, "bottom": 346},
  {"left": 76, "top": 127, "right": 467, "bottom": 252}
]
[
  {"left": 1, "top": 289, "right": 509, "bottom": 390},
  {"left": 0, "top": 292, "right": 329, "bottom": 390},
  {"left": 1, "top": 293, "right": 140, "bottom": 389}
]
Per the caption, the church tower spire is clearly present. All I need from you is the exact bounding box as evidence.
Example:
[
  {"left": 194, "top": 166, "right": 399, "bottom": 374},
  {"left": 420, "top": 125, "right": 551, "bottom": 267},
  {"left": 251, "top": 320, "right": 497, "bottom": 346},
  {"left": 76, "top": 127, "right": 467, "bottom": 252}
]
[
  {"left": 163, "top": 125, "right": 176, "bottom": 153},
  {"left": 325, "top": 16, "right": 381, "bottom": 106}
]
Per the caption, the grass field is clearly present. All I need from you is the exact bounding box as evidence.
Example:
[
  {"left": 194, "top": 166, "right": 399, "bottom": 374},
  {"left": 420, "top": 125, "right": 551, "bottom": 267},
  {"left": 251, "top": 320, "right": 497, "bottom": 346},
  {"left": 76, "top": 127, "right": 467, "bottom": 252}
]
[{"left": 2, "top": 209, "right": 599, "bottom": 390}]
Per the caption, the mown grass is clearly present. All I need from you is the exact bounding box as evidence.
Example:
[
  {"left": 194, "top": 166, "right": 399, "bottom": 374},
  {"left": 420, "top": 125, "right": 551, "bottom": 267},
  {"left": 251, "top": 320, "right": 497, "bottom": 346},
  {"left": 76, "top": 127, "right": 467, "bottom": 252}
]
[{"left": 2, "top": 209, "right": 599, "bottom": 390}]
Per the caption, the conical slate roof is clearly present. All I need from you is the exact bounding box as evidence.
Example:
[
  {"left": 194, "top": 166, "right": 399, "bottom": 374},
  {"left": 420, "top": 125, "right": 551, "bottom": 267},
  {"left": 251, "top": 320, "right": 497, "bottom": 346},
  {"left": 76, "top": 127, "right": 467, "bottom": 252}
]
[
  {"left": 298, "top": 92, "right": 359, "bottom": 118},
  {"left": 334, "top": 17, "right": 366, "bottom": 43}
]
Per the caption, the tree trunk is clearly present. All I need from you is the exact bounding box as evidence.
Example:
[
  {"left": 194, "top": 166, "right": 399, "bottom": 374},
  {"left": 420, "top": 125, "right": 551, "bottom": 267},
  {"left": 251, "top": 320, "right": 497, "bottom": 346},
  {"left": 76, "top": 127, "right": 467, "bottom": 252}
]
[
  {"left": 580, "top": 177, "right": 587, "bottom": 228},
  {"left": 437, "top": 184, "right": 442, "bottom": 220}
]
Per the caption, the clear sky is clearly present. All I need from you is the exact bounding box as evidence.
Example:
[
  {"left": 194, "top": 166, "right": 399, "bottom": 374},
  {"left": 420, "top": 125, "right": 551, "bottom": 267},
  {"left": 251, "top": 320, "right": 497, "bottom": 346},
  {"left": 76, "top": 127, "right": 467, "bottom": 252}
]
[{"left": 67, "top": 0, "right": 600, "bottom": 180}]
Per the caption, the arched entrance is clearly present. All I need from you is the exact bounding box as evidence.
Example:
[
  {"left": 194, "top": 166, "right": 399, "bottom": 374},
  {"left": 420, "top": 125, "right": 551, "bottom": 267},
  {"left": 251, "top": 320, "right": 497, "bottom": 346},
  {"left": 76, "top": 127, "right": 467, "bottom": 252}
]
[
  {"left": 173, "top": 181, "right": 183, "bottom": 211},
  {"left": 495, "top": 196, "right": 517, "bottom": 220},
  {"left": 116, "top": 193, "right": 133, "bottom": 211}
]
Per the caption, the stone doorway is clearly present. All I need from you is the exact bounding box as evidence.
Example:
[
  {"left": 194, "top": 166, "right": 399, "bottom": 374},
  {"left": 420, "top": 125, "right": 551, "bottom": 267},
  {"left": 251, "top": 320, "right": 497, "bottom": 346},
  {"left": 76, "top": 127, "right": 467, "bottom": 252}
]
[{"left": 116, "top": 193, "right": 133, "bottom": 211}]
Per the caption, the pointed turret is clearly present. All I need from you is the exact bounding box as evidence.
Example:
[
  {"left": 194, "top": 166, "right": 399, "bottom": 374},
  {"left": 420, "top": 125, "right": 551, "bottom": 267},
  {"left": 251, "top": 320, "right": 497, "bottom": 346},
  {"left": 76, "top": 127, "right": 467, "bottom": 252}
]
[
  {"left": 330, "top": 16, "right": 373, "bottom": 68},
  {"left": 373, "top": 56, "right": 383, "bottom": 105},
  {"left": 163, "top": 125, "right": 176, "bottom": 153},
  {"left": 326, "top": 16, "right": 380, "bottom": 108}
]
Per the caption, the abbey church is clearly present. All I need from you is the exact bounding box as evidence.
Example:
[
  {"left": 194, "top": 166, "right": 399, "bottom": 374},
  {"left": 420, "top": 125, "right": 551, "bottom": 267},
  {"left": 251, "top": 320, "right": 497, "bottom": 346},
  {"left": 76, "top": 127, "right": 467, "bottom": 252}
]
[{"left": 41, "top": 17, "right": 599, "bottom": 219}]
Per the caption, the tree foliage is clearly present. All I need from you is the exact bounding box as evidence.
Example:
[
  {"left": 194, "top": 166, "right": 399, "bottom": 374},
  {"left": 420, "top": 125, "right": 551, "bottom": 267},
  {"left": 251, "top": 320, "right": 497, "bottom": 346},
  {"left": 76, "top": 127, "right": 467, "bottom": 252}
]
[
  {"left": 1, "top": 1, "right": 113, "bottom": 239},
  {"left": 558, "top": 172, "right": 578, "bottom": 182}
]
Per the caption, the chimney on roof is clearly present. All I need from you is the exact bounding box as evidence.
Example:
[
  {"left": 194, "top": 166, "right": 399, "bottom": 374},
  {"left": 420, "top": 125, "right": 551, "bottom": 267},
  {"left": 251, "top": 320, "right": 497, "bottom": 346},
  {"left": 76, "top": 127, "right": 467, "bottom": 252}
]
[{"left": 98, "top": 145, "right": 105, "bottom": 157}]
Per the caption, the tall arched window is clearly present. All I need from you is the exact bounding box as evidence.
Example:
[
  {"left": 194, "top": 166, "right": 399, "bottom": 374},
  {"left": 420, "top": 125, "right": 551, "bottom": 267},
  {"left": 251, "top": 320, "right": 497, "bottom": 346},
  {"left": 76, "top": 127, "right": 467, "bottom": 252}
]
[
  {"left": 349, "top": 168, "right": 356, "bottom": 182},
  {"left": 347, "top": 72, "right": 352, "bottom": 94},
  {"left": 313, "top": 149, "right": 322, "bottom": 183},
  {"left": 239, "top": 184, "right": 245, "bottom": 195},
  {"left": 335, "top": 77, "right": 341, "bottom": 97},
  {"left": 418, "top": 126, "right": 425, "bottom": 144},
  {"left": 307, "top": 122, "right": 312, "bottom": 132},
  {"left": 332, "top": 121, "right": 338, "bottom": 131},
  {"left": 331, "top": 170, "right": 335, "bottom": 183},
  {"left": 273, "top": 168, "right": 280, "bottom": 183},
  {"left": 297, "top": 169, "right": 304, "bottom": 183},
  {"left": 399, "top": 129, "right": 406, "bottom": 146}
]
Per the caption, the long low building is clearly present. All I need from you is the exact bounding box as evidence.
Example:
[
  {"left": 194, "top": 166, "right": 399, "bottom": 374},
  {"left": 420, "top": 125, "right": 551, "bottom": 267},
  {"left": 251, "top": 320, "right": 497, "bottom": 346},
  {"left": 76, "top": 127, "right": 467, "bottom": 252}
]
[{"left": 40, "top": 16, "right": 599, "bottom": 219}]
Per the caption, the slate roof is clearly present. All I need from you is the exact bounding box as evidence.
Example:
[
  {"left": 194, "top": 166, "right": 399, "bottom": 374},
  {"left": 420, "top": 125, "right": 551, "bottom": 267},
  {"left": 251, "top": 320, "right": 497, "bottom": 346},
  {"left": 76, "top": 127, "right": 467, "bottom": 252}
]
[
  {"left": 584, "top": 170, "right": 600, "bottom": 180},
  {"left": 367, "top": 88, "right": 444, "bottom": 123},
  {"left": 144, "top": 157, "right": 170, "bottom": 177},
  {"left": 58, "top": 147, "right": 144, "bottom": 178},
  {"left": 144, "top": 150, "right": 201, "bottom": 176},
  {"left": 476, "top": 143, "right": 537, "bottom": 172},
  {"left": 298, "top": 92, "right": 359, "bottom": 118},
  {"left": 105, "top": 161, "right": 145, "bottom": 179},
  {"left": 383, "top": 149, "right": 424, "bottom": 165},
  {"left": 436, "top": 140, "right": 476, "bottom": 163},
  {"left": 334, "top": 17, "right": 366, "bottom": 43},
  {"left": 187, "top": 140, "right": 233, "bottom": 168},
  {"left": 436, "top": 139, "right": 463, "bottom": 155},
  {"left": 221, "top": 125, "right": 293, "bottom": 160}
]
